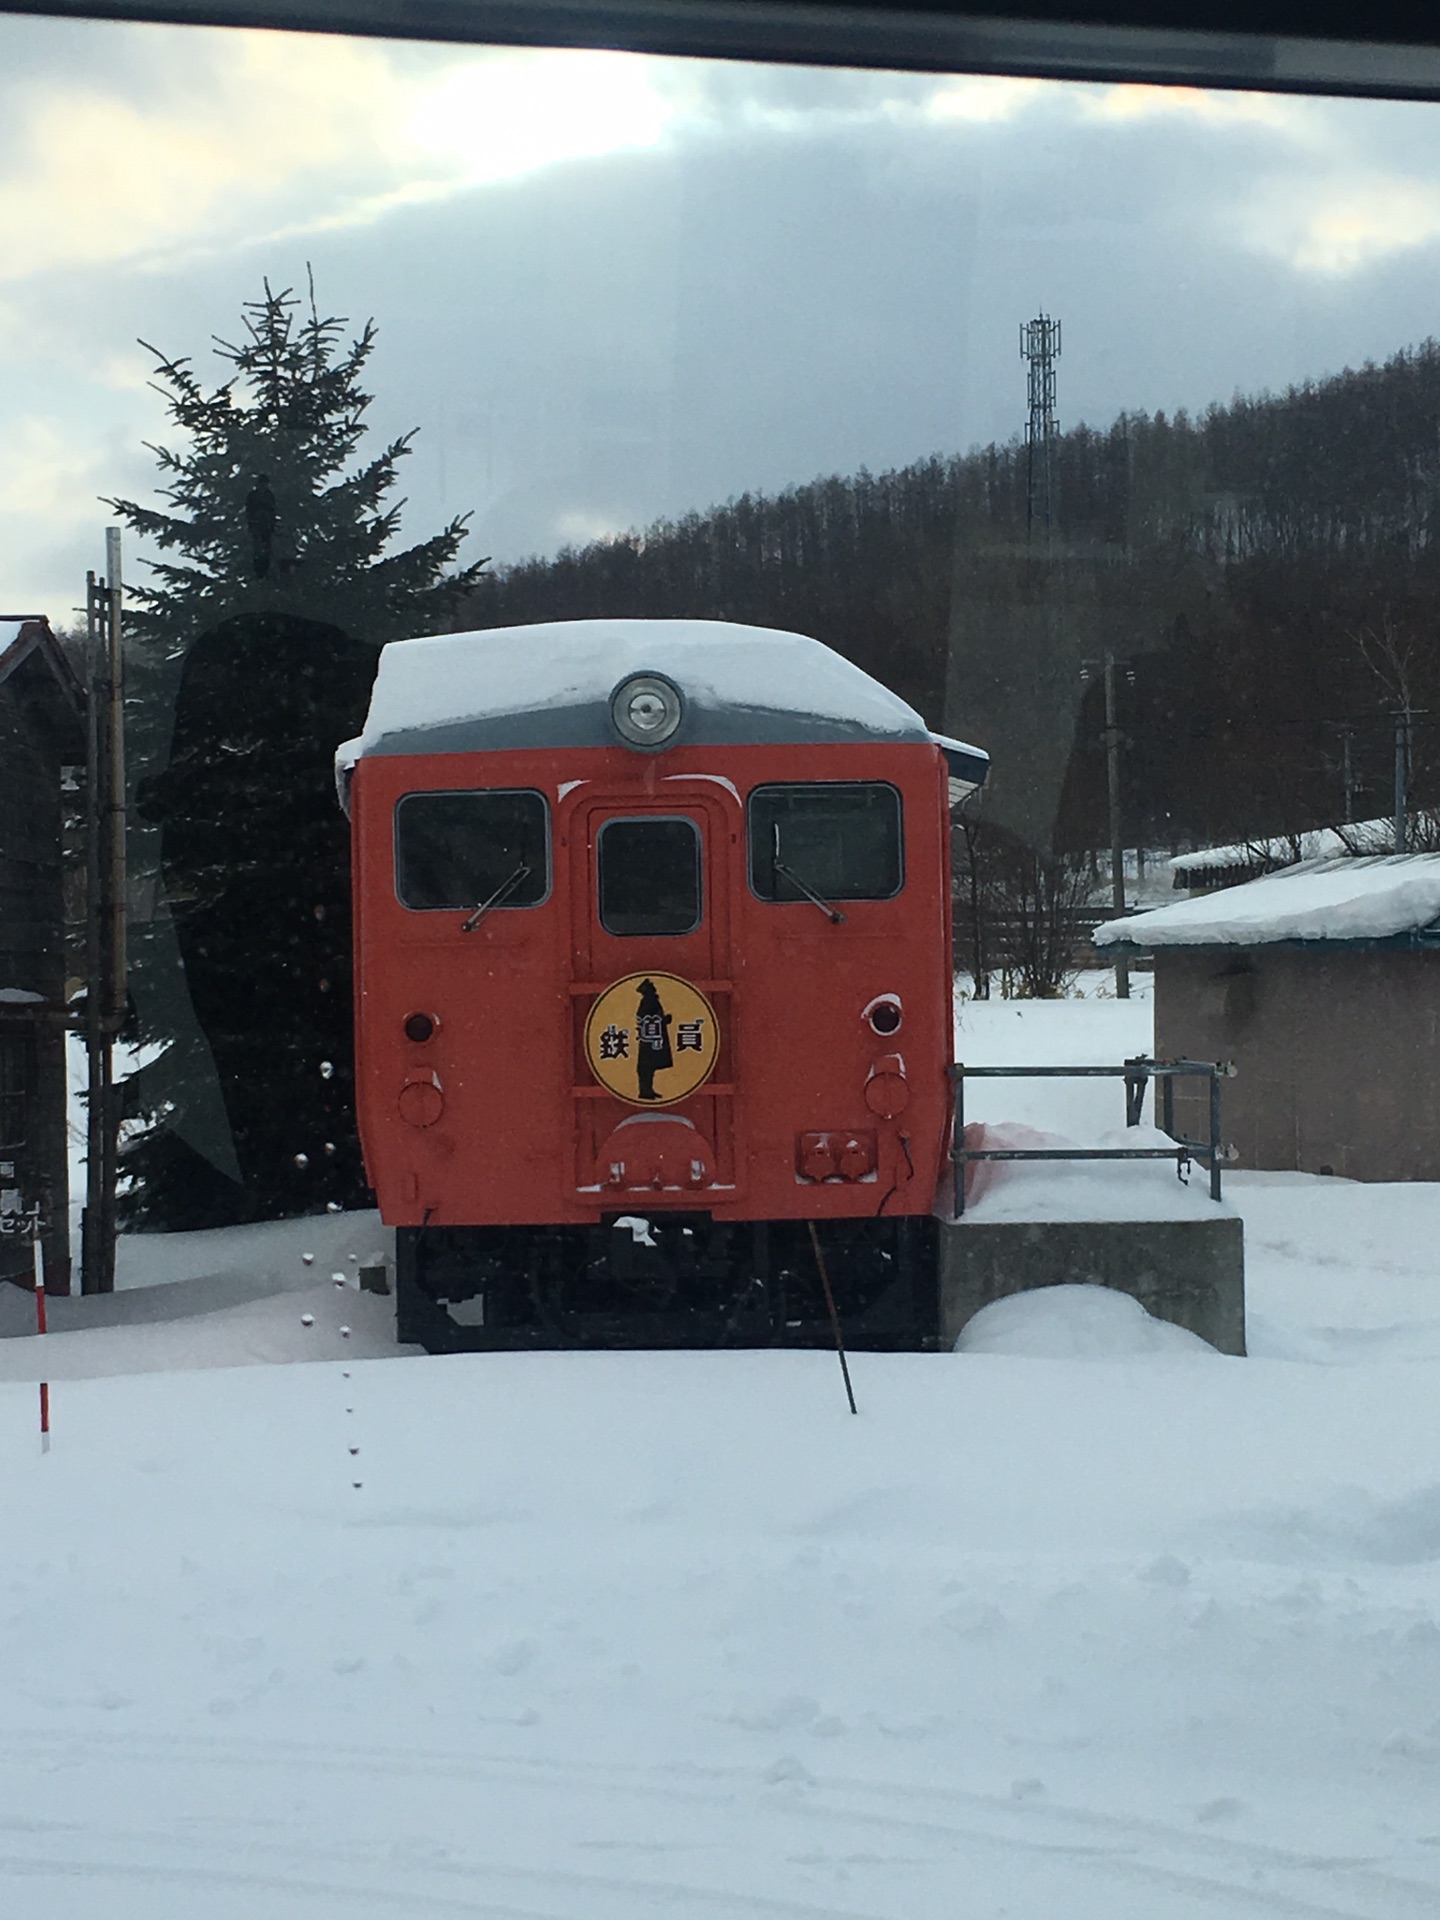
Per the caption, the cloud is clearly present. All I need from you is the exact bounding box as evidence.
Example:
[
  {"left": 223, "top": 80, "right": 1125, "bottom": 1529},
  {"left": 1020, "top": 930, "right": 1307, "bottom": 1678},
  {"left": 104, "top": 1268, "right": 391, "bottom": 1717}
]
[
  {"left": 0, "top": 31, "right": 686, "bottom": 282},
  {"left": 0, "top": 414, "right": 110, "bottom": 522},
  {"left": 9, "top": 13, "right": 1440, "bottom": 618},
  {"left": 1068, "top": 85, "right": 1440, "bottom": 280},
  {"left": 410, "top": 48, "right": 678, "bottom": 184},
  {"left": 0, "top": 409, "right": 142, "bottom": 622},
  {"left": 0, "top": 32, "right": 400, "bottom": 280},
  {"left": 1082, "top": 83, "right": 1303, "bottom": 132},
  {"left": 552, "top": 509, "right": 631, "bottom": 547},
  {"left": 925, "top": 75, "right": 1052, "bottom": 124},
  {"left": 1244, "top": 171, "right": 1440, "bottom": 274}
]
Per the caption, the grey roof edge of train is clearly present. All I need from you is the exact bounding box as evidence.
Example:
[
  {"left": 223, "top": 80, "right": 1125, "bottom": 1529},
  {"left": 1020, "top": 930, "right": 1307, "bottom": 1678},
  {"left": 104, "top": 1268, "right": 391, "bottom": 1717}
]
[
  {"left": 349, "top": 699, "right": 945, "bottom": 758},
  {"left": 345, "top": 710, "right": 987, "bottom": 774},
  {"left": 334, "top": 706, "right": 987, "bottom": 809}
]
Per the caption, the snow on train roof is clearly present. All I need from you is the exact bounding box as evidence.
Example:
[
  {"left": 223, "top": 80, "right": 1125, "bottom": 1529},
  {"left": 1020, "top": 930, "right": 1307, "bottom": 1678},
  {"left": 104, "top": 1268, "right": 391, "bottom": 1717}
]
[
  {"left": 1096, "top": 854, "right": 1440, "bottom": 949},
  {"left": 337, "top": 619, "right": 941, "bottom": 767}
]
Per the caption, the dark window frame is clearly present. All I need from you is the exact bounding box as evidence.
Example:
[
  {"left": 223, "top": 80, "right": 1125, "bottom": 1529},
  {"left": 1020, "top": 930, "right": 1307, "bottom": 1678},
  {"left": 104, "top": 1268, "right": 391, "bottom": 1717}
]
[
  {"left": 393, "top": 787, "right": 552, "bottom": 913},
  {"left": 12, "top": 6, "right": 1440, "bottom": 110},
  {"left": 747, "top": 780, "right": 905, "bottom": 905},
  {"left": 0, "top": 1029, "right": 34, "bottom": 1153},
  {"left": 596, "top": 813, "right": 704, "bottom": 937}
]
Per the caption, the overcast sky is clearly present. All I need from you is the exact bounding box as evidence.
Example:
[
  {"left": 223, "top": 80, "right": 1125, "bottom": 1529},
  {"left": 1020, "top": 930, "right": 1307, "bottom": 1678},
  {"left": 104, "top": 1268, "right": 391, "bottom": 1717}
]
[{"left": 6, "top": 15, "right": 1440, "bottom": 618}]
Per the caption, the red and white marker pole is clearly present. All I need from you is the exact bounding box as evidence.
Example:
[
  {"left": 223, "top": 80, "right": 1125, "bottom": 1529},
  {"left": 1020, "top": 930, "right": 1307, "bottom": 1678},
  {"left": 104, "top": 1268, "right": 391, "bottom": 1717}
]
[{"left": 32, "top": 1215, "right": 50, "bottom": 1452}]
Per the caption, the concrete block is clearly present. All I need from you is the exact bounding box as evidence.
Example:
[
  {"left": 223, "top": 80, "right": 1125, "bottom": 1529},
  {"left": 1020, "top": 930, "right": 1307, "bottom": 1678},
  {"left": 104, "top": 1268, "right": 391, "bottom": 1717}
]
[{"left": 939, "top": 1214, "right": 1246, "bottom": 1356}]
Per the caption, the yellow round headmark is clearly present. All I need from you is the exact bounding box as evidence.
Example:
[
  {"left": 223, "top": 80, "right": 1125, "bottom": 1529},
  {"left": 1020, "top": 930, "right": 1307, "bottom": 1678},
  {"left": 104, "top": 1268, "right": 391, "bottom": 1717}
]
[{"left": 584, "top": 972, "right": 720, "bottom": 1108}]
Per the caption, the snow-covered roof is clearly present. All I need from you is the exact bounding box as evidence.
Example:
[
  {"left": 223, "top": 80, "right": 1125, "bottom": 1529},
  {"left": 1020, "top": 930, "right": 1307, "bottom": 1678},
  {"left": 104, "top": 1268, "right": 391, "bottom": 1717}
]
[
  {"left": 930, "top": 731, "right": 990, "bottom": 793},
  {"left": 1170, "top": 819, "right": 1393, "bottom": 875},
  {"left": 1097, "top": 854, "right": 1440, "bottom": 949},
  {"left": 338, "top": 619, "right": 953, "bottom": 769}
]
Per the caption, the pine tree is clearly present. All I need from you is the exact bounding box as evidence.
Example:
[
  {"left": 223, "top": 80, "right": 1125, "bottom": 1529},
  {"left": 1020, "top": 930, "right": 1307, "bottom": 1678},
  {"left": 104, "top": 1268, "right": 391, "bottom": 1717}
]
[{"left": 106, "top": 278, "right": 487, "bottom": 1228}]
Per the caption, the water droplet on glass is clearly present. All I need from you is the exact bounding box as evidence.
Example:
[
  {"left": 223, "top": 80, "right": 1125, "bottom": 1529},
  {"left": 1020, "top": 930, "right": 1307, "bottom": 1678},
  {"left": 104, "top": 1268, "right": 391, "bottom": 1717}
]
[
  {"left": 293, "top": 1152, "right": 309, "bottom": 1168},
  {"left": 300, "top": 1314, "right": 315, "bottom": 1327},
  {"left": 319, "top": 1060, "right": 334, "bottom": 1079}
]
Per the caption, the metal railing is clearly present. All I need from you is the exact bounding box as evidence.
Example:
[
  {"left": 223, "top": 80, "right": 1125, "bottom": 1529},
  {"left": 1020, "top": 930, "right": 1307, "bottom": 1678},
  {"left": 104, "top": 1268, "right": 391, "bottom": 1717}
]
[{"left": 948, "top": 1056, "right": 1235, "bottom": 1217}]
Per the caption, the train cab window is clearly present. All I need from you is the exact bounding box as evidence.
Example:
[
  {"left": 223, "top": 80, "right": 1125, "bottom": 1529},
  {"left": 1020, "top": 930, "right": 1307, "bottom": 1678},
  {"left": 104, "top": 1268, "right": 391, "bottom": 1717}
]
[
  {"left": 748, "top": 783, "right": 903, "bottom": 903},
  {"left": 394, "top": 791, "right": 549, "bottom": 911},
  {"left": 597, "top": 817, "right": 702, "bottom": 936}
]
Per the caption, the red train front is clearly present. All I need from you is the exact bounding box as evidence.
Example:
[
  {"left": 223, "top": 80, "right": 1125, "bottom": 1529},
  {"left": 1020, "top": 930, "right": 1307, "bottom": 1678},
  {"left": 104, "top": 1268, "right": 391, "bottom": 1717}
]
[{"left": 339, "top": 619, "right": 987, "bottom": 1350}]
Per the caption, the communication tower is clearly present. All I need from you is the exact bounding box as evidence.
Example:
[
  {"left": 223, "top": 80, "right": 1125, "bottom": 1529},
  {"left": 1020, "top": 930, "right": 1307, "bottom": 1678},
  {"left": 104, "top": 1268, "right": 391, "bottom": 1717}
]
[{"left": 1020, "top": 313, "right": 1061, "bottom": 538}]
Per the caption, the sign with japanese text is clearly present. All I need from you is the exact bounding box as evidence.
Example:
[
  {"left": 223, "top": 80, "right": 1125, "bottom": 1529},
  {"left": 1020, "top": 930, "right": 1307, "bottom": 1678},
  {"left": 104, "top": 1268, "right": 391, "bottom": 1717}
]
[{"left": 584, "top": 972, "right": 720, "bottom": 1108}]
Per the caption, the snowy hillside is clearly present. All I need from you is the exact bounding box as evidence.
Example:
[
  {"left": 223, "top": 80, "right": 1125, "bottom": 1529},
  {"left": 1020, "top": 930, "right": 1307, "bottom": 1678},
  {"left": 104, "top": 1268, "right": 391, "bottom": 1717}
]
[{"left": 3, "top": 984, "right": 1439, "bottom": 1918}]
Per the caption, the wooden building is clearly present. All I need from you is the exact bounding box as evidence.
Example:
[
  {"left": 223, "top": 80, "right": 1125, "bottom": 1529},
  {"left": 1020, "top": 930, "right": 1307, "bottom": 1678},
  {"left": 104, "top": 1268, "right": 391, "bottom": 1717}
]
[
  {"left": 0, "top": 616, "right": 85, "bottom": 1291},
  {"left": 1098, "top": 855, "right": 1440, "bottom": 1183}
]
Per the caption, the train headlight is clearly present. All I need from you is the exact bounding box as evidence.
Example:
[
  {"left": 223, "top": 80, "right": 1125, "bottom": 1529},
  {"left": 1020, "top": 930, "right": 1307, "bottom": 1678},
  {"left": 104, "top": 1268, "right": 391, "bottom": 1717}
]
[
  {"left": 610, "top": 672, "right": 684, "bottom": 750},
  {"left": 863, "top": 994, "right": 903, "bottom": 1036}
]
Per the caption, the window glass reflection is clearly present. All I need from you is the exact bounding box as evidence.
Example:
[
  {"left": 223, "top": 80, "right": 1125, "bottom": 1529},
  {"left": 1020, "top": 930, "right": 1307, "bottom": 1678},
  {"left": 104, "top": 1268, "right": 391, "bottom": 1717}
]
[
  {"left": 395, "top": 790, "right": 549, "bottom": 910},
  {"left": 597, "top": 815, "right": 702, "bottom": 935},
  {"left": 749, "top": 783, "right": 903, "bottom": 902}
]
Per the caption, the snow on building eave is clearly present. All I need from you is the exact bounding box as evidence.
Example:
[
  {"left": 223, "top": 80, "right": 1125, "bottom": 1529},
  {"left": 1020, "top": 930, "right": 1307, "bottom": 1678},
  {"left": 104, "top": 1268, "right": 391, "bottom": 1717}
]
[
  {"left": 1169, "top": 817, "right": 1394, "bottom": 885},
  {"left": 1097, "top": 853, "right": 1440, "bottom": 952}
]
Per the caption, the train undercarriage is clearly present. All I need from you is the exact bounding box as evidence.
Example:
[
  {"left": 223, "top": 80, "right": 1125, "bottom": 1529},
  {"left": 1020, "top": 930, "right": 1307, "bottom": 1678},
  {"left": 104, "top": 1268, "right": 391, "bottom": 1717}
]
[{"left": 395, "top": 1213, "right": 938, "bottom": 1354}]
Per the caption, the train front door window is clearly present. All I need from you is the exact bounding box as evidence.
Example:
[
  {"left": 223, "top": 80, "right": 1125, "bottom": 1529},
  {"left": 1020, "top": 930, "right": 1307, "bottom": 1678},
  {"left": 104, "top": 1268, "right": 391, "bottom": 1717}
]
[
  {"left": 596, "top": 815, "right": 703, "bottom": 936},
  {"left": 394, "top": 790, "right": 550, "bottom": 914},
  {"left": 748, "top": 783, "right": 904, "bottom": 906}
]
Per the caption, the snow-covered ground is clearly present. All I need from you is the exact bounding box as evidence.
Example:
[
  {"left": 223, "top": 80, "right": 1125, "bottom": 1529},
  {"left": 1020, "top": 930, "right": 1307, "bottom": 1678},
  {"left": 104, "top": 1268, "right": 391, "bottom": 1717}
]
[{"left": 4, "top": 984, "right": 1440, "bottom": 1919}]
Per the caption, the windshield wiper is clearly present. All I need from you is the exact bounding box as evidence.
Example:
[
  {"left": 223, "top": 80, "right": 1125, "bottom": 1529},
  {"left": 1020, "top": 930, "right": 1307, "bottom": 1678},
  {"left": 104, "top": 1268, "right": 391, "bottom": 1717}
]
[
  {"left": 461, "top": 863, "right": 530, "bottom": 933},
  {"left": 772, "top": 828, "right": 845, "bottom": 924}
]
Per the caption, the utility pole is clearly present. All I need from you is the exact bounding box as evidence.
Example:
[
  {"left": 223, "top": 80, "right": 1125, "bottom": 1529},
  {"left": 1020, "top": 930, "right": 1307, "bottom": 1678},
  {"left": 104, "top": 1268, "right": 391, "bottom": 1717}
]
[
  {"left": 1102, "top": 651, "right": 1130, "bottom": 1000},
  {"left": 80, "top": 530, "right": 126, "bottom": 1295},
  {"left": 82, "top": 570, "right": 105, "bottom": 1294},
  {"left": 1020, "top": 314, "right": 1061, "bottom": 541},
  {"left": 105, "top": 528, "right": 126, "bottom": 1037}
]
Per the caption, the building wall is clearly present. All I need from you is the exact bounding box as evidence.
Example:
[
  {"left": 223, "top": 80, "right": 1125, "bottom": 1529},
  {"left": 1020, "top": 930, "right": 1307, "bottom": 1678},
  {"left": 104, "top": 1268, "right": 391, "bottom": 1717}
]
[
  {"left": 1154, "top": 946, "right": 1440, "bottom": 1182},
  {"left": 0, "top": 677, "right": 72, "bottom": 1288}
]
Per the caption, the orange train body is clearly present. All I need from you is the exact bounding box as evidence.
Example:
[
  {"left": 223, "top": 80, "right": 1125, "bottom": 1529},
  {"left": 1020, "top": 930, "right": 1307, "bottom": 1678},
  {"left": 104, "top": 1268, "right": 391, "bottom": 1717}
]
[{"left": 340, "top": 620, "right": 987, "bottom": 1349}]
